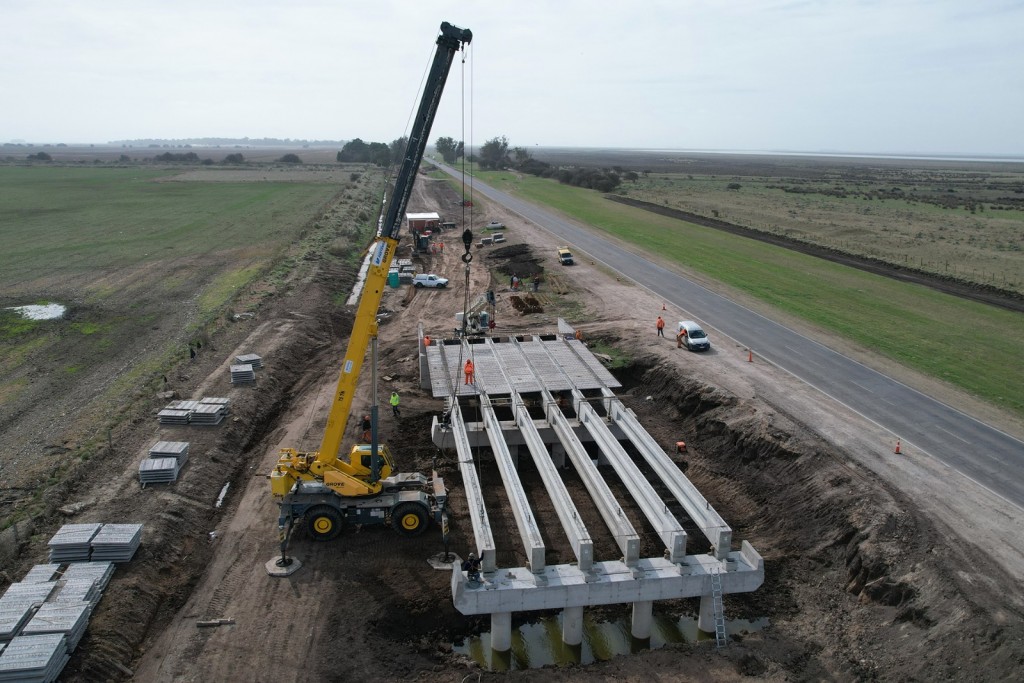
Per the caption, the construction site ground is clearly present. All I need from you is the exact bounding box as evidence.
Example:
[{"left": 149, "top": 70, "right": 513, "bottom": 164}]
[{"left": 5, "top": 174, "right": 1024, "bottom": 682}]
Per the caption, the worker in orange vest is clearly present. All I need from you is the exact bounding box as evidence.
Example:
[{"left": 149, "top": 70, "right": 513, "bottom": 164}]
[
  {"left": 574, "top": 329, "right": 583, "bottom": 341},
  {"left": 656, "top": 316, "right": 665, "bottom": 337},
  {"left": 423, "top": 335, "right": 431, "bottom": 347},
  {"left": 464, "top": 359, "right": 475, "bottom": 385}
]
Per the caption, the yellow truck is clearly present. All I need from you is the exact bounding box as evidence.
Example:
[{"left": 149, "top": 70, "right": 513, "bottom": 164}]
[{"left": 557, "top": 247, "right": 574, "bottom": 265}]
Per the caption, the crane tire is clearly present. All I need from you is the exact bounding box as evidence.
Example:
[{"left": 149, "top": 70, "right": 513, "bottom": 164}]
[
  {"left": 391, "top": 502, "right": 429, "bottom": 537},
  {"left": 305, "top": 505, "right": 344, "bottom": 541}
]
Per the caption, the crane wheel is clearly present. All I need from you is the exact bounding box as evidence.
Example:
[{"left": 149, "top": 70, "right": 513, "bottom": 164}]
[
  {"left": 391, "top": 502, "right": 429, "bottom": 537},
  {"left": 305, "top": 505, "right": 344, "bottom": 541}
]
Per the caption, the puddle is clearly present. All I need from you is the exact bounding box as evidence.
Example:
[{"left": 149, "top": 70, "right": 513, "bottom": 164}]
[
  {"left": 455, "top": 613, "right": 769, "bottom": 671},
  {"left": 6, "top": 303, "right": 67, "bottom": 320}
]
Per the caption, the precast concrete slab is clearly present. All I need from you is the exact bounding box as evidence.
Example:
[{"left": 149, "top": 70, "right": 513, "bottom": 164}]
[{"left": 425, "top": 335, "right": 620, "bottom": 398}]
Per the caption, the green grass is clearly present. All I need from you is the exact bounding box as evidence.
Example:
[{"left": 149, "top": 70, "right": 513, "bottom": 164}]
[
  {"left": 471, "top": 170, "right": 1024, "bottom": 417},
  {"left": 0, "top": 167, "right": 338, "bottom": 287}
]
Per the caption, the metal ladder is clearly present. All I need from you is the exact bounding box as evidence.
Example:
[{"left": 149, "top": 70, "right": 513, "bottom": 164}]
[{"left": 710, "top": 565, "right": 727, "bottom": 649}]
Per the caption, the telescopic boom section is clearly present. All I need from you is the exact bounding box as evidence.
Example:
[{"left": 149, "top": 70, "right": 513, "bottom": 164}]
[{"left": 315, "top": 22, "right": 471, "bottom": 471}]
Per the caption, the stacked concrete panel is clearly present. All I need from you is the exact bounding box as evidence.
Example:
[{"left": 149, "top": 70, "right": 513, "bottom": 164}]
[
  {"left": 21, "top": 602, "right": 91, "bottom": 651},
  {"left": 199, "top": 396, "right": 231, "bottom": 414},
  {"left": 139, "top": 457, "right": 181, "bottom": 483},
  {"left": 156, "top": 408, "right": 190, "bottom": 425},
  {"left": 0, "top": 633, "right": 69, "bottom": 682},
  {"left": 89, "top": 524, "right": 142, "bottom": 562},
  {"left": 19, "top": 566, "right": 59, "bottom": 585},
  {"left": 166, "top": 400, "right": 201, "bottom": 412},
  {"left": 148, "top": 441, "right": 188, "bottom": 461},
  {"left": 229, "top": 364, "right": 256, "bottom": 384},
  {"left": 62, "top": 563, "right": 114, "bottom": 592},
  {"left": 234, "top": 353, "right": 263, "bottom": 369},
  {"left": 49, "top": 579, "right": 100, "bottom": 607},
  {"left": 47, "top": 524, "right": 101, "bottom": 562},
  {"left": 0, "top": 602, "right": 35, "bottom": 643},
  {"left": 189, "top": 403, "right": 225, "bottom": 425}
]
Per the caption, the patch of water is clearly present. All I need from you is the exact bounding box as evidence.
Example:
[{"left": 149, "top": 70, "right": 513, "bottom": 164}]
[
  {"left": 6, "top": 303, "right": 67, "bottom": 320},
  {"left": 455, "top": 613, "right": 769, "bottom": 671}
]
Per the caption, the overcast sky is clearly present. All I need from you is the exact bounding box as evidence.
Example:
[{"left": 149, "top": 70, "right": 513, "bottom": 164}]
[{"left": 2, "top": 0, "right": 1022, "bottom": 156}]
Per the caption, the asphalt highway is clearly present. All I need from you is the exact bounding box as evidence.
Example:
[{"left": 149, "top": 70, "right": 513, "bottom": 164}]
[{"left": 430, "top": 160, "right": 1024, "bottom": 509}]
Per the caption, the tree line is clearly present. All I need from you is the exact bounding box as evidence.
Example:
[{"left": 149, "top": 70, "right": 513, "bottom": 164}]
[{"left": 435, "top": 134, "right": 636, "bottom": 193}]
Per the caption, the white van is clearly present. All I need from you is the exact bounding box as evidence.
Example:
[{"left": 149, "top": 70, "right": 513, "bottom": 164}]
[
  {"left": 677, "top": 320, "right": 711, "bottom": 351},
  {"left": 412, "top": 273, "right": 449, "bottom": 288}
]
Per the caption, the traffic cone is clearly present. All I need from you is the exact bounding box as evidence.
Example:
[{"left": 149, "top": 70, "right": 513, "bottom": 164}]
[
  {"left": 748, "top": 349, "right": 753, "bottom": 363},
  {"left": 894, "top": 439, "right": 901, "bottom": 454}
]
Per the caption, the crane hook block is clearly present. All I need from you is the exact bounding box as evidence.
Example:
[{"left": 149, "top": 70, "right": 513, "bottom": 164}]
[{"left": 461, "top": 228, "right": 474, "bottom": 263}]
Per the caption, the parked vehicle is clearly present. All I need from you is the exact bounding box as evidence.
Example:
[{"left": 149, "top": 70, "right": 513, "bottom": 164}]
[
  {"left": 413, "top": 273, "right": 449, "bottom": 288},
  {"left": 484, "top": 220, "right": 505, "bottom": 230},
  {"left": 677, "top": 320, "right": 711, "bottom": 351},
  {"left": 557, "top": 247, "right": 574, "bottom": 265}
]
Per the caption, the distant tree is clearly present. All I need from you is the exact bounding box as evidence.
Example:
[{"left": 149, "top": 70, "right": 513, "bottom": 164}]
[
  {"left": 350, "top": 172, "right": 361, "bottom": 182},
  {"left": 368, "top": 142, "right": 391, "bottom": 166},
  {"left": 28, "top": 152, "right": 52, "bottom": 161},
  {"left": 155, "top": 151, "right": 199, "bottom": 162},
  {"left": 224, "top": 153, "right": 244, "bottom": 164},
  {"left": 478, "top": 135, "right": 510, "bottom": 170},
  {"left": 201, "top": 158, "right": 214, "bottom": 165},
  {"left": 390, "top": 136, "right": 408, "bottom": 165},
  {"left": 435, "top": 136, "right": 464, "bottom": 164},
  {"left": 511, "top": 146, "right": 532, "bottom": 164},
  {"left": 727, "top": 182, "right": 742, "bottom": 190},
  {"left": 119, "top": 154, "right": 131, "bottom": 162},
  {"left": 337, "top": 138, "right": 370, "bottom": 162},
  {"left": 278, "top": 153, "right": 302, "bottom": 163},
  {"left": 624, "top": 171, "right": 639, "bottom": 182}
]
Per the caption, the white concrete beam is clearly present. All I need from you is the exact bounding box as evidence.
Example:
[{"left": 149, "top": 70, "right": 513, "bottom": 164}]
[
  {"left": 448, "top": 402, "right": 498, "bottom": 572},
  {"left": 578, "top": 401, "right": 688, "bottom": 563},
  {"left": 481, "top": 397, "right": 546, "bottom": 573},
  {"left": 515, "top": 396, "right": 594, "bottom": 571},
  {"left": 610, "top": 400, "right": 733, "bottom": 560},
  {"left": 451, "top": 550, "right": 764, "bottom": 614},
  {"left": 547, "top": 402, "right": 641, "bottom": 565}
]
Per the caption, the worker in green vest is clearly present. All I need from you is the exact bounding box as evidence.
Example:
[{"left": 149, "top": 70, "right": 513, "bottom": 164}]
[{"left": 390, "top": 391, "right": 401, "bottom": 418}]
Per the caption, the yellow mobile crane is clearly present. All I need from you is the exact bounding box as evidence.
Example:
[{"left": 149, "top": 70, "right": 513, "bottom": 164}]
[{"left": 270, "top": 21, "right": 472, "bottom": 542}]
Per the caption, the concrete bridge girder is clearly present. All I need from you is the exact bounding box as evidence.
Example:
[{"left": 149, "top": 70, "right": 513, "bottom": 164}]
[
  {"left": 480, "top": 396, "right": 546, "bottom": 573},
  {"left": 577, "top": 400, "right": 688, "bottom": 563},
  {"left": 609, "top": 400, "right": 733, "bottom": 560},
  {"left": 514, "top": 398, "right": 595, "bottom": 572}
]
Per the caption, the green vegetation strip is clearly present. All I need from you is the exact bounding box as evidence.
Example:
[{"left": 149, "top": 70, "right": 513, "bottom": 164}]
[{"left": 474, "top": 171, "right": 1024, "bottom": 417}]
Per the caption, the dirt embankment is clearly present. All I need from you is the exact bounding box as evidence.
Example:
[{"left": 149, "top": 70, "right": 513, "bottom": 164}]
[{"left": 607, "top": 195, "right": 1024, "bottom": 313}]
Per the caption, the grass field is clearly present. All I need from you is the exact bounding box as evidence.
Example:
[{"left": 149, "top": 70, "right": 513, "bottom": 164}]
[
  {"left": 0, "top": 165, "right": 383, "bottom": 441},
  {"left": 460, "top": 168, "right": 1024, "bottom": 418},
  {"left": 0, "top": 167, "right": 342, "bottom": 297}
]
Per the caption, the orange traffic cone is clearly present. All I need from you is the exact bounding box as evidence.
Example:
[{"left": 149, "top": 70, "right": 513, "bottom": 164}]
[
  {"left": 748, "top": 349, "right": 753, "bottom": 363},
  {"left": 894, "top": 439, "right": 902, "bottom": 454}
]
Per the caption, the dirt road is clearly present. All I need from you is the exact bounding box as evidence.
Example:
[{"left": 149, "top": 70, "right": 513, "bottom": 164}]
[{"left": 25, "top": 173, "right": 1024, "bottom": 681}]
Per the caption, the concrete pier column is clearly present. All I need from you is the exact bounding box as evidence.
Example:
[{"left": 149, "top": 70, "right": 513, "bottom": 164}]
[
  {"left": 698, "top": 594, "right": 716, "bottom": 634},
  {"left": 631, "top": 600, "right": 653, "bottom": 640},
  {"left": 491, "top": 612, "right": 512, "bottom": 652},
  {"left": 562, "top": 606, "right": 584, "bottom": 646}
]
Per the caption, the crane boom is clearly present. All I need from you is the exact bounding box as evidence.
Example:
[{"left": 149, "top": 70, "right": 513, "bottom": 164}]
[{"left": 271, "top": 21, "right": 471, "bottom": 503}]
